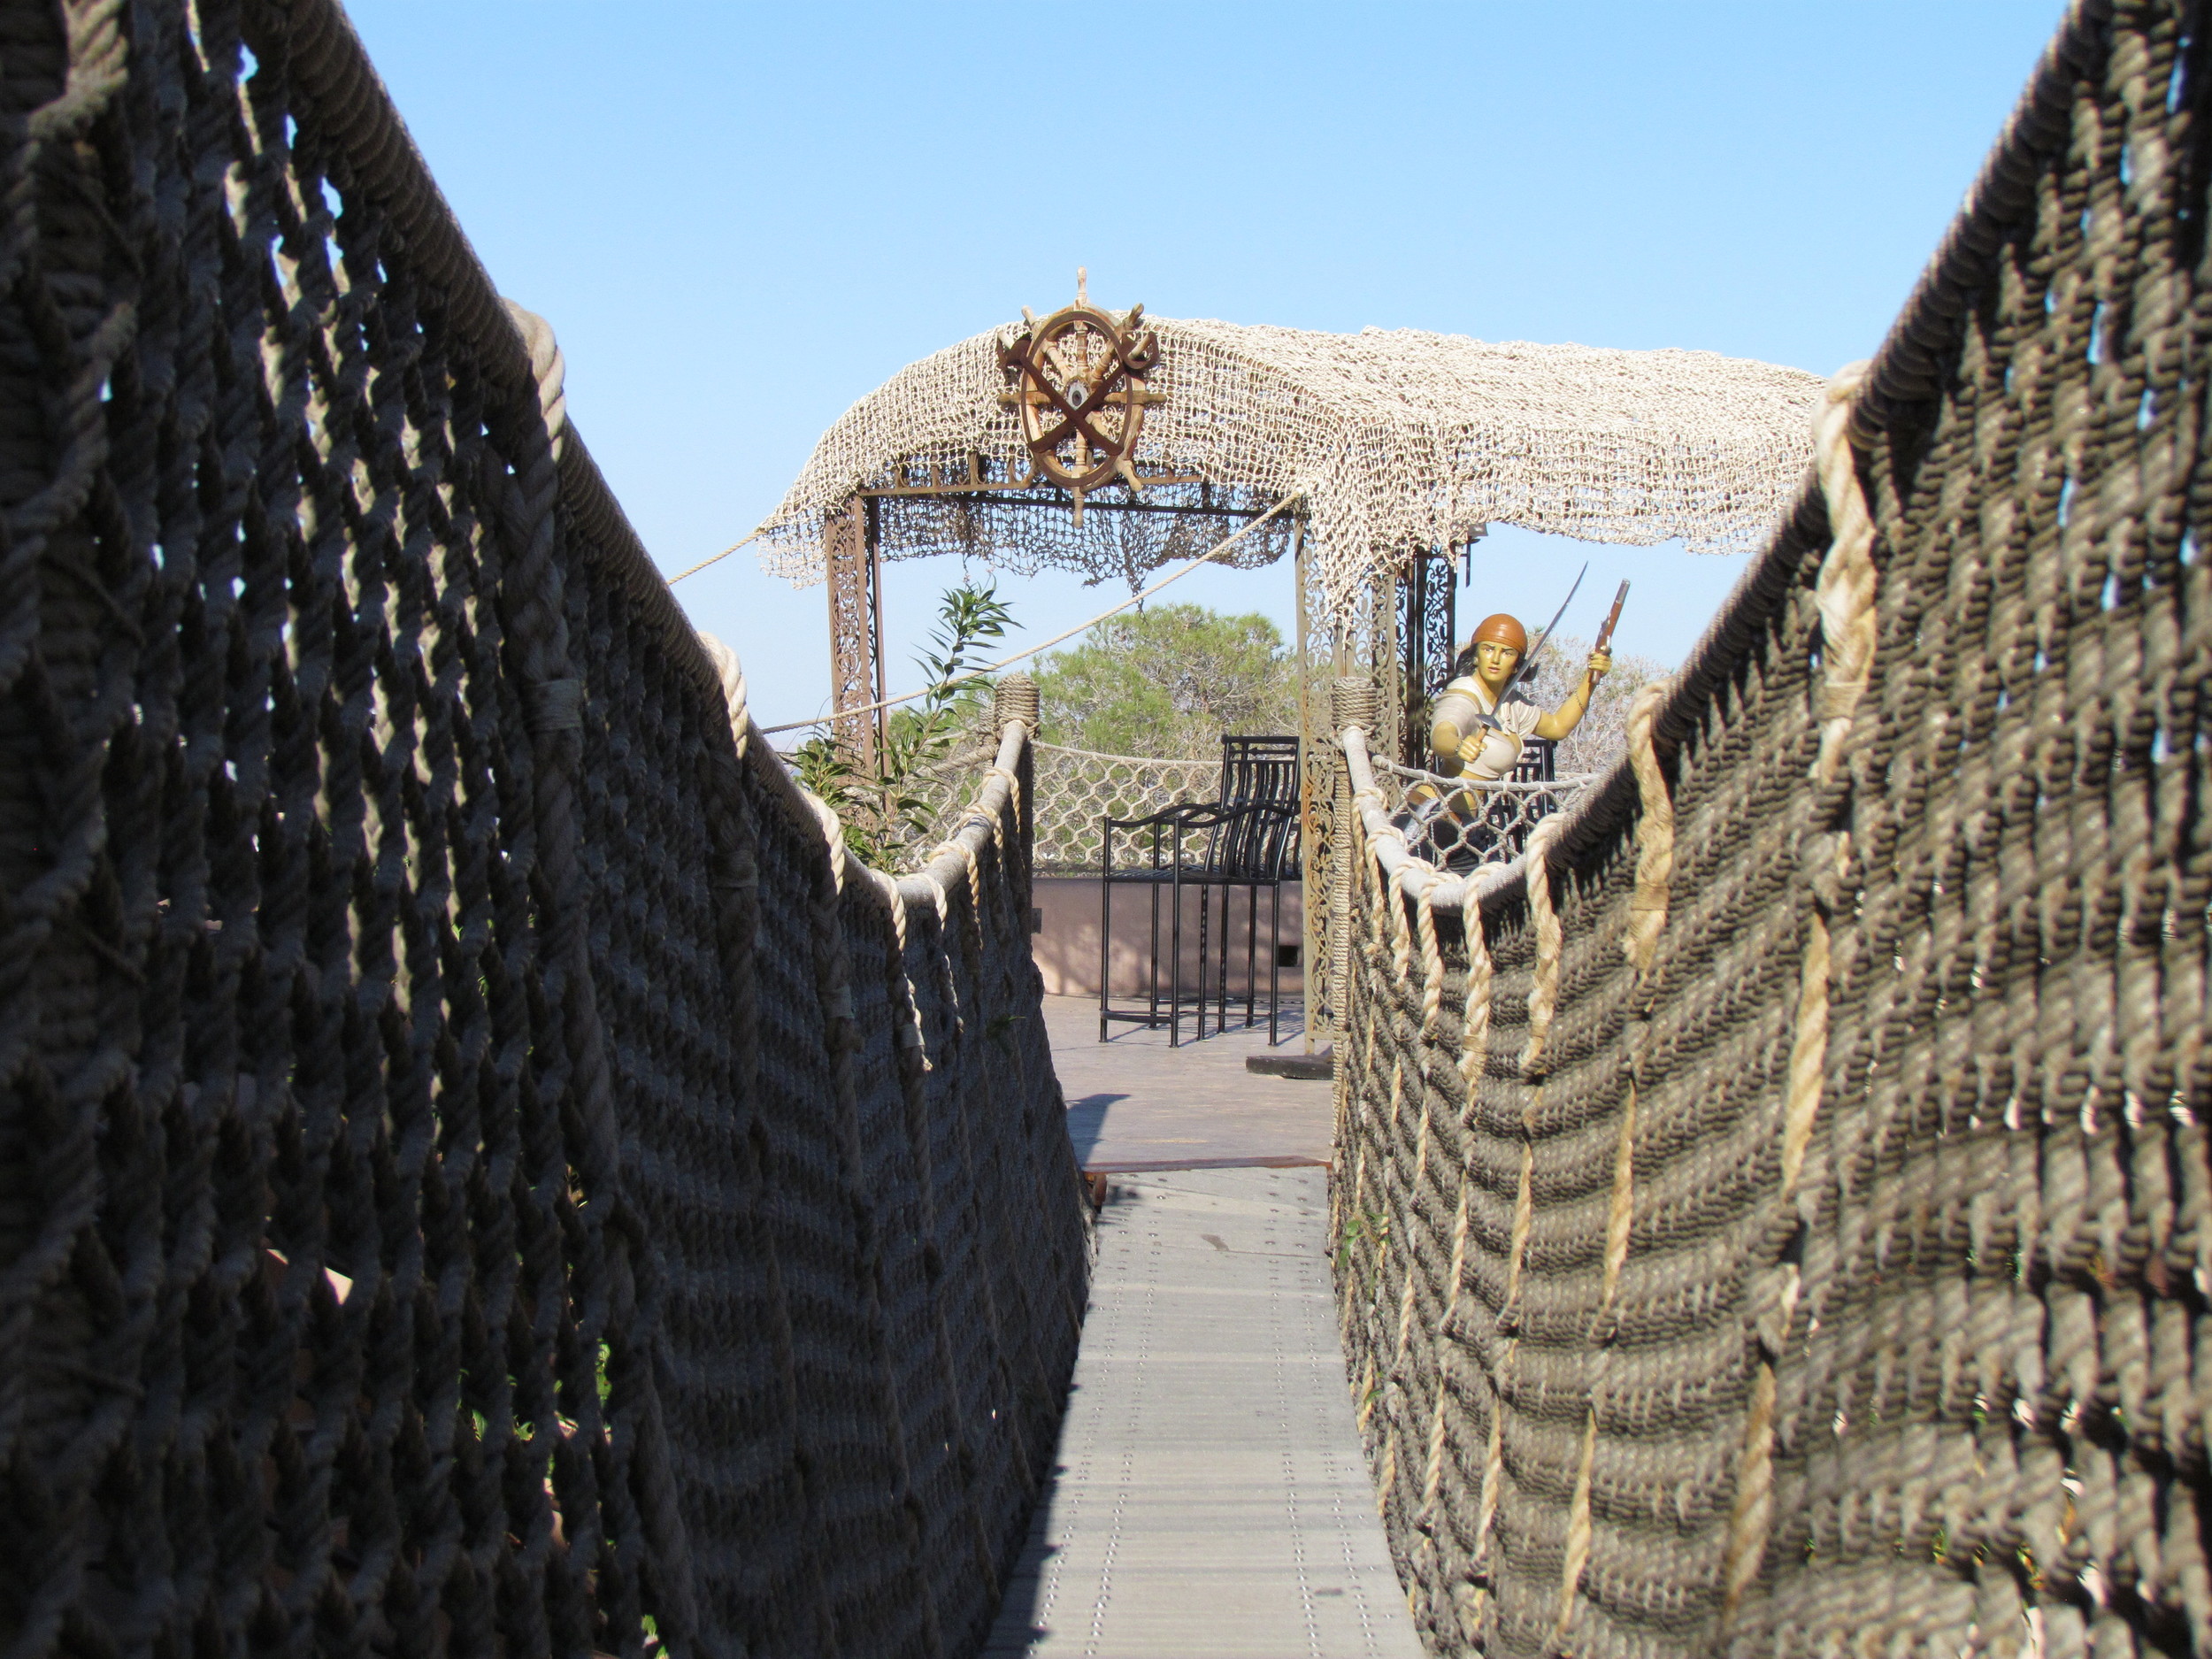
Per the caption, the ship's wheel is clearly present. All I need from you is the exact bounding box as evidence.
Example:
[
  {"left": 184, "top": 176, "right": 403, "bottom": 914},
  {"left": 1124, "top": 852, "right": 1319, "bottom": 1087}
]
[{"left": 999, "top": 270, "right": 1162, "bottom": 517}]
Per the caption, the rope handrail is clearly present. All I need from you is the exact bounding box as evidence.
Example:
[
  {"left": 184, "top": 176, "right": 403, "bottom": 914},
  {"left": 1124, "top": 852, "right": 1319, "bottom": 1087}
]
[
  {"left": 1340, "top": 730, "right": 1602, "bottom": 899},
  {"left": 1341, "top": 727, "right": 1495, "bottom": 907},
  {"left": 1332, "top": 5, "right": 2212, "bottom": 1651},
  {"left": 5, "top": 11, "right": 1093, "bottom": 1659}
]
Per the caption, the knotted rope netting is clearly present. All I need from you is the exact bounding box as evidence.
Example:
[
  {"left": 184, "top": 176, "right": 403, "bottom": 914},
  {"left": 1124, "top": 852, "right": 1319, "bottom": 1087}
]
[
  {"left": 0, "top": 3, "right": 1088, "bottom": 1655},
  {"left": 762, "top": 325, "right": 1824, "bottom": 626},
  {"left": 903, "top": 739, "right": 1242, "bottom": 875},
  {"left": 1333, "top": 4, "right": 2212, "bottom": 1652}
]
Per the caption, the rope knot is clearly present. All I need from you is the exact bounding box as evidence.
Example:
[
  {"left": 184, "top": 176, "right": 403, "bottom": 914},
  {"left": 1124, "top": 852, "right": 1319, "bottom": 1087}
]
[
  {"left": 526, "top": 675, "right": 584, "bottom": 733},
  {"left": 1814, "top": 679, "right": 1869, "bottom": 721}
]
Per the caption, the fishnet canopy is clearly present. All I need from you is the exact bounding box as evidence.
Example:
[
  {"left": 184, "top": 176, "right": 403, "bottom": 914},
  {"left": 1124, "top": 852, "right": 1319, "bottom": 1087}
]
[{"left": 761, "top": 319, "right": 1826, "bottom": 617}]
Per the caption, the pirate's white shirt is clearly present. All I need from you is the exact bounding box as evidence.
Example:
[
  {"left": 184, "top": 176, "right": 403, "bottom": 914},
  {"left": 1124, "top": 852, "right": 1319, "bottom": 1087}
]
[{"left": 1442, "top": 674, "right": 1542, "bottom": 778}]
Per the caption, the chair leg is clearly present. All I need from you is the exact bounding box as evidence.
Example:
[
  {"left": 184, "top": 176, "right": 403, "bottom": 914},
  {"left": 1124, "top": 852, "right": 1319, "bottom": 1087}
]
[
  {"left": 1218, "top": 885, "right": 1232, "bottom": 1035},
  {"left": 1148, "top": 874, "right": 1162, "bottom": 1030},
  {"left": 1169, "top": 868, "right": 1183, "bottom": 1048},
  {"left": 1269, "top": 881, "right": 1282, "bottom": 1047},
  {"left": 1099, "top": 871, "right": 1111, "bottom": 1042},
  {"left": 1218, "top": 885, "right": 1229, "bottom": 1036},
  {"left": 1244, "top": 880, "right": 1258, "bottom": 1031},
  {"left": 1195, "top": 879, "right": 1210, "bottom": 1041},
  {"left": 1203, "top": 885, "right": 1221, "bottom": 1040}
]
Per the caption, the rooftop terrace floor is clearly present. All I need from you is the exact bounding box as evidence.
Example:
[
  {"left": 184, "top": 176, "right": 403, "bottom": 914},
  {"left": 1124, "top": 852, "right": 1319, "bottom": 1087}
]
[
  {"left": 1050, "top": 993, "right": 1336, "bottom": 1172},
  {"left": 981, "top": 999, "right": 1422, "bottom": 1658}
]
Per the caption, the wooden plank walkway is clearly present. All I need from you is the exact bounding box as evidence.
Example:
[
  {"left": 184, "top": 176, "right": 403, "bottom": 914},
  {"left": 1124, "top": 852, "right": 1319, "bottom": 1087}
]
[{"left": 982, "top": 1000, "right": 1423, "bottom": 1658}]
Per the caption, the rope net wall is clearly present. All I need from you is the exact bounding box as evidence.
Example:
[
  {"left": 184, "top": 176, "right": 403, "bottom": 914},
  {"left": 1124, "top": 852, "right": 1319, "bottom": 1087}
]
[
  {"left": 1368, "top": 758, "right": 1600, "bottom": 872},
  {"left": 1026, "top": 743, "right": 1223, "bottom": 873},
  {"left": 1, "top": 4, "right": 1088, "bottom": 1656},
  {"left": 1333, "top": 4, "right": 2212, "bottom": 1652},
  {"left": 903, "top": 737, "right": 1231, "bottom": 875},
  {"left": 761, "top": 321, "right": 1824, "bottom": 624}
]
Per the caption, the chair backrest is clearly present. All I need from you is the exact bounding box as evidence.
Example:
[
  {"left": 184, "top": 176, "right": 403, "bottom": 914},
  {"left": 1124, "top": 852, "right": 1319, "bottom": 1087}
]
[
  {"left": 1215, "top": 800, "right": 1301, "bottom": 883},
  {"left": 1162, "top": 800, "right": 1301, "bottom": 885},
  {"left": 1509, "top": 738, "right": 1557, "bottom": 784},
  {"left": 1220, "top": 735, "right": 1301, "bottom": 805}
]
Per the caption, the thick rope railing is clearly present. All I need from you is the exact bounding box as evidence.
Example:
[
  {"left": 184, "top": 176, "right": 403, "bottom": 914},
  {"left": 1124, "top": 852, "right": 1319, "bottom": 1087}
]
[
  {"left": 1330, "top": 6, "right": 2212, "bottom": 1655},
  {"left": 0, "top": 8, "right": 1092, "bottom": 1659},
  {"left": 1363, "top": 755, "right": 1599, "bottom": 872}
]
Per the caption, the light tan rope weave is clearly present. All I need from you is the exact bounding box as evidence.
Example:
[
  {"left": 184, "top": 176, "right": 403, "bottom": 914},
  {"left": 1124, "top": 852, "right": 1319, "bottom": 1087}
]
[
  {"left": 763, "top": 319, "right": 1826, "bottom": 628},
  {"left": 1722, "top": 362, "right": 1878, "bottom": 1629},
  {"left": 1621, "top": 681, "right": 1675, "bottom": 974},
  {"left": 1520, "top": 815, "right": 1566, "bottom": 1075},
  {"left": 1809, "top": 361, "right": 1877, "bottom": 787}
]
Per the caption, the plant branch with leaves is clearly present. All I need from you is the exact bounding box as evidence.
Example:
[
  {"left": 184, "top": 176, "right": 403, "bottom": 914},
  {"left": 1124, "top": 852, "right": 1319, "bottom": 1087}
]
[{"left": 792, "top": 581, "right": 1015, "bottom": 866}]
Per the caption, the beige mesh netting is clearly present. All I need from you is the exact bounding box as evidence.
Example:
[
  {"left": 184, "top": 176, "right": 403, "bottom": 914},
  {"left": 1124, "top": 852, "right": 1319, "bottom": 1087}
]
[{"left": 761, "top": 318, "right": 1827, "bottom": 619}]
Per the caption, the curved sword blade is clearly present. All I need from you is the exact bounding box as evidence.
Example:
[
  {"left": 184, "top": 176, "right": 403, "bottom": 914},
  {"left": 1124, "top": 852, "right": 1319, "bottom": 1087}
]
[{"left": 1502, "top": 561, "right": 1587, "bottom": 698}]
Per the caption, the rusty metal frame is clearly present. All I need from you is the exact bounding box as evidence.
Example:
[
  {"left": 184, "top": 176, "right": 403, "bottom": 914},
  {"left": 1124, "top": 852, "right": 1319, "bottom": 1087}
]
[
  {"left": 1397, "top": 548, "right": 1460, "bottom": 766},
  {"left": 825, "top": 496, "right": 884, "bottom": 765},
  {"left": 858, "top": 460, "right": 1206, "bottom": 501}
]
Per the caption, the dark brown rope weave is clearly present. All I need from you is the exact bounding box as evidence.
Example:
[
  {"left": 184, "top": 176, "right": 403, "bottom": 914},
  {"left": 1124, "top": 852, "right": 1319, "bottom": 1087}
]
[
  {"left": 1337, "top": 2, "right": 2212, "bottom": 1653},
  {"left": 0, "top": 1, "right": 1088, "bottom": 1655}
]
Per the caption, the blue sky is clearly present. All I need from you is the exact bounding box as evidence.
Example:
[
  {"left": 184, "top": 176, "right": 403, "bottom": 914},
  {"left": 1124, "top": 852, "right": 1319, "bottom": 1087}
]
[{"left": 347, "top": 1, "right": 2071, "bottom": 731}]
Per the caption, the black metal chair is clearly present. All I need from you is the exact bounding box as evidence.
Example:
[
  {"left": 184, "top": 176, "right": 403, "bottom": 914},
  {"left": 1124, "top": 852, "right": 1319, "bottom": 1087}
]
[
  {"left": 1509, "top": 737, "right": 1557, "bottom": 785},
  {"left": 1097, "top": 735, "right": 1302, "bottom": 1048},
  {"left": 1221, "top": 734, "right": 1302, "bottom": 806}
]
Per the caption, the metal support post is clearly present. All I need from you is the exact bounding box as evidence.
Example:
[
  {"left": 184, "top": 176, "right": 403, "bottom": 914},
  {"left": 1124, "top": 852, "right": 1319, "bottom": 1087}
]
[
  {"left": 825, "top": 496, "right": 880, "bottom": 770},
  {"left": 1325, "top": 675, "right": 1380, "bottom": 1058}
]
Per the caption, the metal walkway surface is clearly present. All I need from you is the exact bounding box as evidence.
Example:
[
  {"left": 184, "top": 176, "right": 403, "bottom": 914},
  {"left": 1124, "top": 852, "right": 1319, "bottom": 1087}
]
[{"left": 983, "top": 1003, "right": 1423, "bottom": 1658}]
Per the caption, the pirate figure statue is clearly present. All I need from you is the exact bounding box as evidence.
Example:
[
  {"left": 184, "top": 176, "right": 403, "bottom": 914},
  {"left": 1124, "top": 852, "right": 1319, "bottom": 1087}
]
[
  {"left": 1404, "top": 587, "right": 1624, "bottom": 866},
  {"left": 1429, "top": 612, "right": 1611, "bottom": 781}
]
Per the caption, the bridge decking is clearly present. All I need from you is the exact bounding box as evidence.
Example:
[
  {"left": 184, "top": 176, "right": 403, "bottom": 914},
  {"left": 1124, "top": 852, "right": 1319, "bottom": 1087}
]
[{"left": 984, "top": 999, "right": 1423, "bottom": 1658}]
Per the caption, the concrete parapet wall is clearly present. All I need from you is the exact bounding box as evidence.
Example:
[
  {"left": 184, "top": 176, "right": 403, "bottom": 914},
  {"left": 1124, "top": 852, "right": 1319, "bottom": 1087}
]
[{"left": 1032, "top": 874, "right": 1305, "bottom": 998}]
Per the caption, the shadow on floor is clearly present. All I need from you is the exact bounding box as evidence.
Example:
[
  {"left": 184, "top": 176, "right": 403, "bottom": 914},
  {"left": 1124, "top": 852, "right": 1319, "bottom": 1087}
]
[
  {"left": 979, "top": 1171, "right": 1423, "bottom": 1657},
  {"left": 1041, "top": 995, "right": 1335, "bottom": 1172},
  {"left": 1063, "top": 1093, "right": 1129, "bottom": 1166}
]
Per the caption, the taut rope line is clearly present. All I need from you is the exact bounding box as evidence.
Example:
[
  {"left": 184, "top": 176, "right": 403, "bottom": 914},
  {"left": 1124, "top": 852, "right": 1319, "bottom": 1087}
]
[
  {"left": 757, "top": 493, "right": 1302, "bottom": 736},
  {"left": 666, "top": 524, "right": 769, "bottom": 586}
]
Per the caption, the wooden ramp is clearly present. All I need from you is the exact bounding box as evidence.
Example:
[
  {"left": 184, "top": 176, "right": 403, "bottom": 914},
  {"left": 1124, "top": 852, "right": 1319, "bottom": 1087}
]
[{"left": 984, "top": 1003, "right": 1423, "bottom": 1658}]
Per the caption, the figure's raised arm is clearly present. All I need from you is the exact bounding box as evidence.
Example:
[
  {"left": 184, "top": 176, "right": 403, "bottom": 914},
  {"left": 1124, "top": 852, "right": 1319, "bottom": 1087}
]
[{"left": 1532, "top": 648, "right": 1610, "bottom": 741}]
